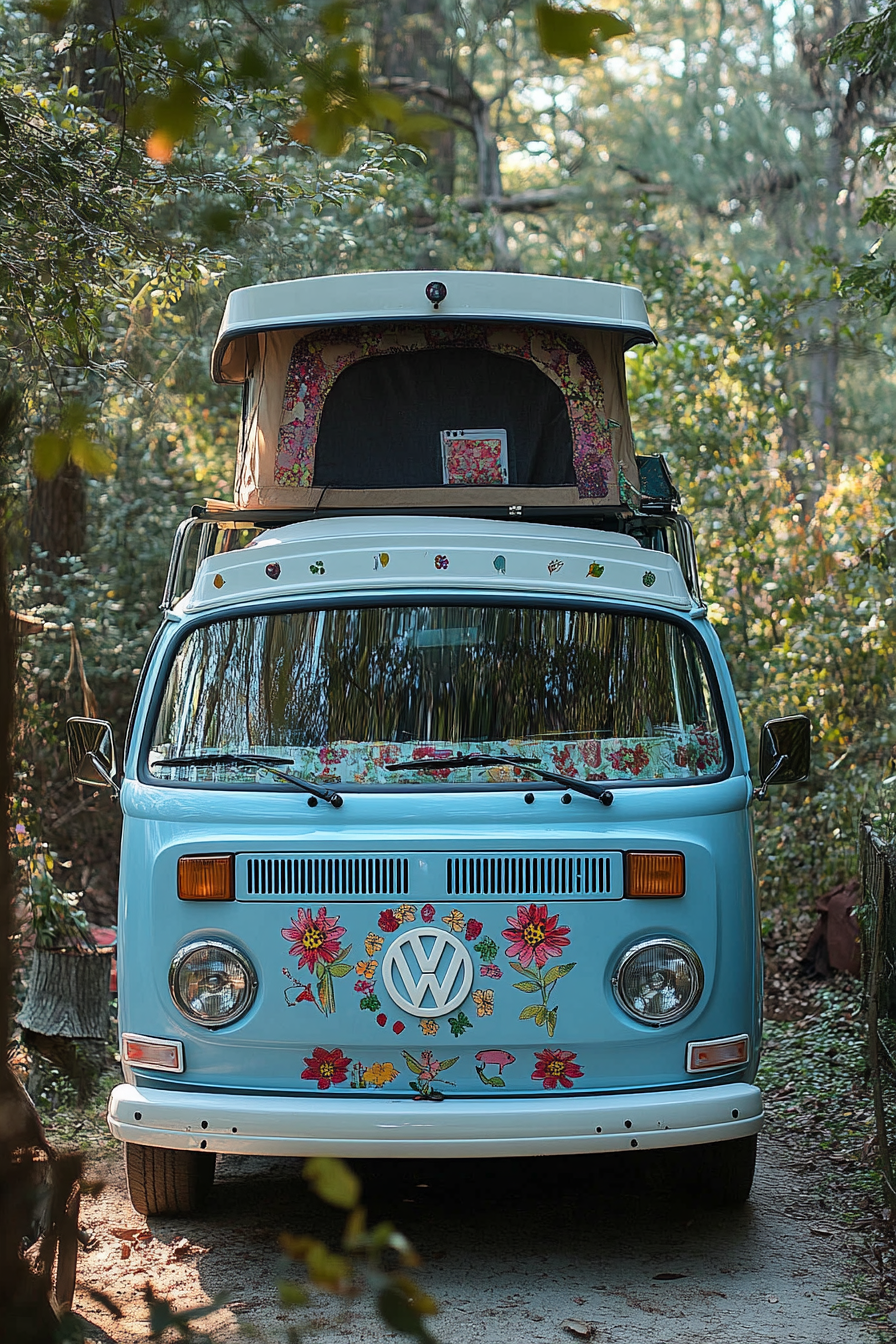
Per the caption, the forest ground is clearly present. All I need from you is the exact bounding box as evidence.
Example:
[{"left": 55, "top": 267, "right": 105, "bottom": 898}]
[{"left": 40, "top": 914, "right": 895, "bottom": 1344}]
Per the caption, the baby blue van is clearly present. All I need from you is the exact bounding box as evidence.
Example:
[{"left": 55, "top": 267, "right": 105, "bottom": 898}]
[{"left": 67, "top": 272, "right": 809, "bottom": 1215}]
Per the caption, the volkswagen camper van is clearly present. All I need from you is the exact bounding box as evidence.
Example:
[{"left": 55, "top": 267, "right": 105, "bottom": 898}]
[{"left": 67, "top": 271, "right": 810, "bottom": 1214}]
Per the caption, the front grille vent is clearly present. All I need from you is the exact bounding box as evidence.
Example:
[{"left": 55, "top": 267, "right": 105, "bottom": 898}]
[
  {"left": 246, "top": 856, "right": 409, "bottom": 898},
  {"left": 447, "top": 854, "right": 613, "bottom": 897}
]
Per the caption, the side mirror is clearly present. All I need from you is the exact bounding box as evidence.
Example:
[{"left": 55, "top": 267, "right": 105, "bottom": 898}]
[
  {"left": 66, "top": 717, "right": 119, "bottom": 795},
  {"left": 755, "top": 714, "right": 811, "bottom": 800}
]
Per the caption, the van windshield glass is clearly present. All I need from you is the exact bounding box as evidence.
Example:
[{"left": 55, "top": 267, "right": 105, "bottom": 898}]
[{"left": 148, "top": 605, "right": 725, "bottom": 785}]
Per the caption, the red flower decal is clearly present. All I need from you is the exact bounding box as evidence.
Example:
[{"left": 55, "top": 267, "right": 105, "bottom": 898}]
[
  {"left": 378, "top": 909, "right": 400, "bottom": 932},
  {"left": 301, "top": 1047, "right": 351, "bottom": 1090},
  {"left": 502, "top": 903, "right": 570, "bottom": 970},
  {"left": 421, "top": 904, "right": 435, "bottom": 923},
  {"left": 465, "top": 919, "right": 483, "bottom": 941},
  {"left": 281, "top": 906, "right": 346, "bottom": 972},
  {"left": 392, "top": 1021, "right": 405, "bottom": 1034},
  {"left": 532, "top": 1048, "right": 583, "bottom": 1090},
  {"left": 376, "top": 1013, "right": 388, "bottom": 1026},
  {"left": 354, "top": 978, "right": 375, "bottom": 994}
]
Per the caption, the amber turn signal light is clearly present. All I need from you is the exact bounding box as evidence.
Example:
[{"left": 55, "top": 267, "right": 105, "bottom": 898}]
[
  {"left": 122, "top": 1033, "right": 183, "bottom": 1072},
  {"left": 625, "top": 851, "right": 685, "bottom": 898},
  {"left": 686, "top": 1034, "right": 749, "bottom": 1073},
  {"left": 177, "top": 854, "right": 235, "bottom": 901}
]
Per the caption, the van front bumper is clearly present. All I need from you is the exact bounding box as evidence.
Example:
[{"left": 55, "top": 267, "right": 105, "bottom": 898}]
[{"left": 108, "top": 1080, "right": 762, "bottom": 1159}]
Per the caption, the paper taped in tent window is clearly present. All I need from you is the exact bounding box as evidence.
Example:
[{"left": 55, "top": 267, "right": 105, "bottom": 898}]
[{"left": 441, "top": 429, "right": 509, "bottom": 486}]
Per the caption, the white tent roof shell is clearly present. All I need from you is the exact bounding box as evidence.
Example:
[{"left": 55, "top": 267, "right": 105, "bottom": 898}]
[{"left": 212, "top": 270, "right": 656, "bottom": 383}]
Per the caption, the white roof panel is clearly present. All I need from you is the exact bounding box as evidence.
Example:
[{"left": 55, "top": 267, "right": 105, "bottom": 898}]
[
  {"left": 181, "top": 516, "right": 691, "bottom": 615},
  {"left": 212, "top": 271, "right": 656, "bottom": 382}
]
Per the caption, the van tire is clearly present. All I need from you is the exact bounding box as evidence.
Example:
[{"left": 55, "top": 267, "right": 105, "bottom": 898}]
[
  {"left": 124, "top": 1142, "right": 216, "bottom": 1216},
  {"left": 677, "top": 1133, "right": 758, "bottom": 1207}
]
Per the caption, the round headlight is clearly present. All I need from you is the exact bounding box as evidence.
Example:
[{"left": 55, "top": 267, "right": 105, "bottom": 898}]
[
  {"left": 169, "top": 939, "right": 257, "bottom": 1027},
  {"left": 613, "top": 938, "right": 703, "bottom": 1026}
]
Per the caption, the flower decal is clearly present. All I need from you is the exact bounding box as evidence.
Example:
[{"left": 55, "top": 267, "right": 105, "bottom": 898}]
[
  {"left": 480, "top": 963, "right": 502, "bottom": 979},
  {"left": 420, "top": 1019, "right": 439, "bottom": 1036},
  {"left": 421, "top": 904, "right": 436, "bottom": 923},
  {"left": 364, "top": 932, "right": 385, "bottom": 956},
  {"left": 448, "top": 1011, "right": 472, "bottom": 1037},
  {"left": 302, "top": 1047, "right": 351, "bottom": 1090},
  {"left": 354, "top": 978, "right": 375, "bottom": 994},
  {"left": 442, "top": 908, "right": 465, "bottom": 933},
  {"left": 471, "top": 988, "right": 494, "bottom": 1017},
  {"left": 362, "top": 1062, "right": 399, "bottom": 1088},
  {"left": 532, "top": 1048, "right": 583, "bottom": 1091},
  {"left": 281, "top": 906, "right": 352, "bottom": 1015},
  {"left": 504, "top": 903, "right": 575, "bottom": 1037},
  {"left": 502, "top": 904, "right": 570, "bottom": 970},
  {"left": 283, "top": 977, "right": 317, "bottom": 1007},
  {"left": 282, "top": 907, "right": 347, "bottom": 972},
  {"left": 378, "top": 909, "right": 401, "bottom": 932},
  {"left": 474, "top": 935, "right": 498, "bottom": 962},
  {"left": 402, "top": 1048, "right": 459, "bottom": 1097},
  {"left": 355, "top": 959, "right": 378, "bottom": 978},
  {"left": 465, "top": 918, "right": 483, "bottom": 941},
  {"left": 395, "top": 903, "right": 418, "bottom": 924}
]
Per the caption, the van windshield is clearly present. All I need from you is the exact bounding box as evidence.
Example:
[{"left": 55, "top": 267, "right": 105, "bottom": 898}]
[{"left": 148, "top": 604, "right": 725, "bottom": 786}]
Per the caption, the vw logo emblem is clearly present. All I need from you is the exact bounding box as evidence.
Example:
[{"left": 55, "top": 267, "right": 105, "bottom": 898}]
[{"left": 381, "top": 928, "right": 473, "bottom": 1018}]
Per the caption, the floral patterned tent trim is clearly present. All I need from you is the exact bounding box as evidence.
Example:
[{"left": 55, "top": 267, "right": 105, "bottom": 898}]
[
  {"left": 276, "top": 322, "right": 613, "bottom": 499},
  {"left": 166, "top": 730, "right": 723, "bottom": 785}
]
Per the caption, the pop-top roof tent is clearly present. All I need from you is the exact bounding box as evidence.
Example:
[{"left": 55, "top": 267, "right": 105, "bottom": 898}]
[{"left": 211, "top": 271, "right": 657, "bottom": 516}]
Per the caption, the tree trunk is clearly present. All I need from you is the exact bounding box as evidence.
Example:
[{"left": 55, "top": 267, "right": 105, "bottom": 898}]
[
  {"left": 371, "top": 0, "right": 456, "bottom": 198},
  {"left": 18, "top": 946, "right": 113, "bottom": 1039},
  {"left": 18, "top": 946, "right": 113, "bottom": 1100},
  {"left": 29, "top": 460, "right": 87, "bottom": 569}
]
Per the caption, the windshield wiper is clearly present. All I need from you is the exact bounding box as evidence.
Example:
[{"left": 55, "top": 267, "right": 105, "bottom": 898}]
[
  {"left": 386, "top": 753, "right": 613, "bottom": 806},
  {"left": 153, "top": 752, "right": 343, "bottom": 808}
]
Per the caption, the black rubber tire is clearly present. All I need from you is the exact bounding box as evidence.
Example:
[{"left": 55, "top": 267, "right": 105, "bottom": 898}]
[
  {"left": 677, "top": 1133, "right": 758, "bottom": 1207},
  {"left": 124, "top": 1142, "right": 216, "bottom": 1216}
]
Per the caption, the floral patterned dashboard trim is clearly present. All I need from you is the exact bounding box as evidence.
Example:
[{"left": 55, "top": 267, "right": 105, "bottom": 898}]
[
  {"left": 156, "top": 731, "right": 722, "bottom": 785},
  {"left": 276, "top": 322, "right": 614, "bottom": 499}
]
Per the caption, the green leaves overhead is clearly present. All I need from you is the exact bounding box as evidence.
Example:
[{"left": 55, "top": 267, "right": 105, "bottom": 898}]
[
  {"left": 32, "top": 404, "right": 115, "bottom": 480},
  {"left": 535, "top": 4, "right": 633, "bottom": 60},
  {"left": 302, "top": 1155, "right": 361, "bottom": 1209}
]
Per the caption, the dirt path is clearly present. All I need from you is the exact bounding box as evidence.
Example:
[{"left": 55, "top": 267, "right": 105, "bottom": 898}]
[{"left": 72, "top": 1136, "right": 871, "bottom": 1343}]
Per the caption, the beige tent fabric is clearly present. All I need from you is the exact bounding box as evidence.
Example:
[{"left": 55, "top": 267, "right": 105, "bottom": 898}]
[
  {"left": 232, "top": 322, "right": 640, "bottom": 510},
  {"left": 572, "top": 326, "right": 640, "bottom": 505},
  {"left": 234, "top": 328, "right": 313, "bottom": 509}
]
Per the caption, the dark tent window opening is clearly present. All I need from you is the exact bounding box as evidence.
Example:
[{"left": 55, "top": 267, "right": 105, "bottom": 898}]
[{"left": 312, "top": 348, "right": 575, "bottom": 489}]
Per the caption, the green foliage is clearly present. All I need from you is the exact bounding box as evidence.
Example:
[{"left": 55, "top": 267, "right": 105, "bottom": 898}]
[
  {"left": 280, "top": 1156, "right": 439, "bottom": 1341},
  {"left": 616, "top": 231, "right": 896, "bottom": 905},
  {"left": 10, "top": 803, "right": 92, "bottom": 949},
  {"left": 535, "top": 4, "right": 632, "bottom": 60}
]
